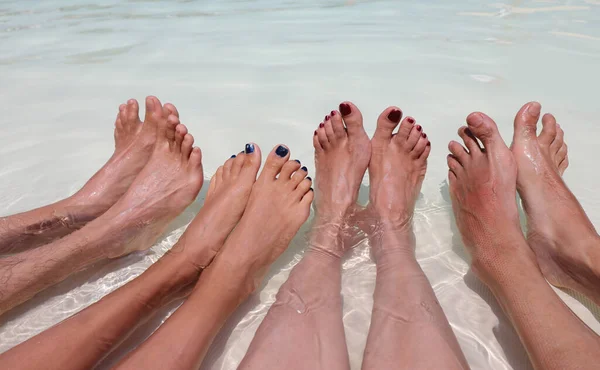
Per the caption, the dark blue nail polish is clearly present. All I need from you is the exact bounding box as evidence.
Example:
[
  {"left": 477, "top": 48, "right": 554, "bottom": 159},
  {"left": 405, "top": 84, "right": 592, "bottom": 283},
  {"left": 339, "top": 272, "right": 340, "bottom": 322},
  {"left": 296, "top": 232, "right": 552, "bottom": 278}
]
[
  {"left": 301, "top": 166, "right": 308, "bottom": 172},
  {"left": 275, "top": 145, "right": 289, "bottom": 157},
  {"left": 245, "top": 143, "right": 255, "bottom": 154},
  {"left": 307, "top": 176, "right": 312, "bottom": 181},
  {"left": 294, "top": 159, "right": 301, "bottom": 164},
  {"left": 230, "top": 155, "right": 236, "bottom": 158},
  {"left": 309, "top": 188, "right": 314, "bottom": 192}
]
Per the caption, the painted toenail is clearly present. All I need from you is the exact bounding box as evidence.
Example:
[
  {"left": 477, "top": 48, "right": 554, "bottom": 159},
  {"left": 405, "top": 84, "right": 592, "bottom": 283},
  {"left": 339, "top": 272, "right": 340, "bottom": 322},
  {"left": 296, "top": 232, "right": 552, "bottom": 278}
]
[
  {"left": 416, "top": 125, "right": 422, "bottom": 131},
  {"left": 422, "top": 133, "right": 427, "bottom": 138},
  {"left": 427, "top": 142, "right": 431, "bottom": 146},
  {"left": 309, "top": 188, "right": 314, "bottom": 192},
  {"left": 294, "top": 159, "right": 301, "bottom": 164},
  {"left": 319, "top": 123, "right": 324, "bottom": 128},
  {"left": 231, "top": 155, "right": 236, "bottom": 158},
  {"left": 314, "top": 130, "right": 317, "bottom": 136},
  {"left": 407, "top": 117, "right": 415, "bottom": 124},
  {"left": 387, "top": 109, "right": 402, "bottom": 123},
  {"left": 307, "top": 176, "right": 312, "bottom": 181},
  {"left": 245, "top": 143, "right": 255, "bottom": 154},
  {"left": 330, "top": 111, "right": 336, "bottom": 116},
  {"left": 325, "top": 115, "right": 330, "bottom": 121},
  {"left": 301, "top": 166, "right": 308, "bottom": 172},
  {"left": 339, "top": 103, "right": 351, "bottom": 116},
  {"left": 275, "top": 145, "right": 289, "bottom": 157}
]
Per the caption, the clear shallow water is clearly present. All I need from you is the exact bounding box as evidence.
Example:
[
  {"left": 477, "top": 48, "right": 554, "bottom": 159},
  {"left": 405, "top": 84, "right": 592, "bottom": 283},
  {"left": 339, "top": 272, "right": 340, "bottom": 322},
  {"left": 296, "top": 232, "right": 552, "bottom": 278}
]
[{"left": 1, "top": 0, "right": 600, "bottom": 369}]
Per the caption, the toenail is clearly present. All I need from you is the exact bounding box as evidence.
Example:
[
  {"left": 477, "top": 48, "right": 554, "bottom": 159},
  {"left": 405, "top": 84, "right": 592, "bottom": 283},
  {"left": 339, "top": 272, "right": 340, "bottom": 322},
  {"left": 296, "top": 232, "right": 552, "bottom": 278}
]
[
  {"left": 416, "top": 125, "right": 422, "bottom": 131},
  {"left": 387, "top": 109, "right": 402, "bottom": 123},
  {"left": 294, "top": 159, "right": 301, "bottom": 164},
  {"left": 231, "top": 155, "right": 236, "bottom": 158},
  {"left": 309, "top": 188, "right": 314, "bottom": 192},
  {"left": 319, "top": 123, "right": 324, "bottom": 128},
  {"left": 301, "top": 166, "right": 308, "bottom": 172},
  {"left": 275, "top": 145, "right": 289, "bottom": 157},
  {"left": 527, "top": 102, "right": 541, "bottom": 117},
  {"left": 427, "top": 142, "right": 431, "bottom": 146},
  {"left": 330, "top": 111, "right": 336, "bottom": 116},
  {"left": 245, "top": 143, "right": 255, "bottom": 154},
  {"left": 325, "top": 115, "right": 330, "bottom": 121},
  {"left": 314, "top": 130, "right": 317, "bottom": 136},
  {"left": 422, "top": 133, "right": 427, "bottom": 138},
  {"left": 307, "top": 176, "right": 312, "bottom": 181},
  {"left": 339, "top": 103, "right": 351, "bottom": 116},
  {"left": 407, "top": 117, "right": 415, "bottom": 124}
]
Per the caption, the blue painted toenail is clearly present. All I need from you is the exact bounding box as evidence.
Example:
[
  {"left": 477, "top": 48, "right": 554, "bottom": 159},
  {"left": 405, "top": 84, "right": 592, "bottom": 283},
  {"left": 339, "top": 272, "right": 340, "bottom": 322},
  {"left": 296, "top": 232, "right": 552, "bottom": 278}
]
[
  {"left": 301, "top": 166, "right": 308, "bottom": 172},
  {"left": 245, "top": 143, "right": 255, "bottom": 154},
  {"left": 275, "top": 145, "right": 289, "bottom": 157},
  {"left": 294, "top": 159, "right": 301, "bottom": 164},
  {"left": 307, "top": 176, "right": 312, "bottom": 181},
  {"left": 309, "top": 188, "right": 314, "bottom": 192},
  {"left": 231, "top": 155, "right": 236, "bottom": 158}
]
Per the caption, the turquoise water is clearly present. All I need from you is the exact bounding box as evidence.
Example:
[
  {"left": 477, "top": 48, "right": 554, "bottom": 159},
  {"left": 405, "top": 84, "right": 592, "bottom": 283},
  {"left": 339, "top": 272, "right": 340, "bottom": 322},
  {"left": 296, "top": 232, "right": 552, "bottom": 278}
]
[{"left": 1, "top": 1, "right": 600, "bottom": 369}]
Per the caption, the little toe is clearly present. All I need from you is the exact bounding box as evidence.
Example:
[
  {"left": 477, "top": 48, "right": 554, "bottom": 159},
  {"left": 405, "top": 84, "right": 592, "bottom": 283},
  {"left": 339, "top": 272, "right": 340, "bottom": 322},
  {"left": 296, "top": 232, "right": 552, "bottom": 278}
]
[{"left": 313, "top": 130, "right": 323, "bottom": 152}]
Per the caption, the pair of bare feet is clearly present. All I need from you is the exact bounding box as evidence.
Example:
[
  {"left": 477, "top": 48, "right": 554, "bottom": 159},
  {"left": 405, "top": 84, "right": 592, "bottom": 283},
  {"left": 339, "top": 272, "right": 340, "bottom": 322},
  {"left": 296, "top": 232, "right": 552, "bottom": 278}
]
[{"left": 448, "top": 101, "right": 600, "bottom": 305}]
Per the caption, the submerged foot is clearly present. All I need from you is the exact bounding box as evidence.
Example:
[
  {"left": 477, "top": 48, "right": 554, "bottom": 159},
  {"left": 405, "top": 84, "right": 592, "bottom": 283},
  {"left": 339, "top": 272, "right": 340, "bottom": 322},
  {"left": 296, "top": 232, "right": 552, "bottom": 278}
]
[
  {"left": 71, "top": 96, "right": 176, "bottom": 217},
  {"left": 217, "top": 144, "right": 314, "bottom": 286},
  {"left": 447, "top": 112, "right": 533, "bottom": 280},
  {"left": 510, "top": 102, "right": 600, "bottom": 301},
  {"left": 312, "top": 102, "right": 370, "bottom": 255},
  {"left": 103, "top": 111, "right": 204, "bottom": 258},
  {"left": 367, "top": 106, "right": 430, "bottom": 255}
]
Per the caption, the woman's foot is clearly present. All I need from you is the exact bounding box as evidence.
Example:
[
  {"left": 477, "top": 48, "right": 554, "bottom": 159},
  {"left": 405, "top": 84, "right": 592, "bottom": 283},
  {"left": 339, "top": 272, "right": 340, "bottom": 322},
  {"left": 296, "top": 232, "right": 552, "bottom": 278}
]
[
  {"left": 510, "top": 102, "right": 600, "bottom": 302},
  {"left": 71, "top": 96, "right": 176, "bottom": 216},
  {"left": 448, "top": 112, "right": 533, "bottom": 281},
  {"left": 102, "top": 112, "right": 204, "bottom": 258},
  {"left": 367, "top": 106, "right": 430, "bottom": 254}
]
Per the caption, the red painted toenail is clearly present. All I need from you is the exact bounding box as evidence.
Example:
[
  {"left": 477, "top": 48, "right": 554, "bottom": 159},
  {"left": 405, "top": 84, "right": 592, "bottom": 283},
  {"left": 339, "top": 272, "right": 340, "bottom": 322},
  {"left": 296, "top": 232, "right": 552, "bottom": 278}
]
[
  {"left": 314, "top": 130, "right": 317, "bottom": 136},
  {"left": 422, "top": 133, "right": 427, "bottom": 138},
  {"left": 407, "top": 117, "right": 415, "bottom": 124},
  {"left": 427, "top": 142, "right": 431, "bottom": 146},
  {"left": 325, "top": 115, "right": 330, "bottom": 121},
  {"left": 330, "top": 111, "right": 336, "bottom": 116},
  {"left": 319, "top": 123, "right": 324, "bottom": 128},
  {"left": 339, "top": 103, "right": 351, "bottom": 116},
  {"left": 416, "top": 125, "right": 422, "bottom": 131},
  {"left": 387, "top": 109, "right": 402, "bottom": 123}
]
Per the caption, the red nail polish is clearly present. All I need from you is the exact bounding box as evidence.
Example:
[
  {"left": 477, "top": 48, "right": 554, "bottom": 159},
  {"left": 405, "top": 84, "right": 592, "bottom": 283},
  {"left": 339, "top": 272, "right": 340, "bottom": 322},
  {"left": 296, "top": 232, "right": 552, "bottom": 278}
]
[
  {"left": 387, "top": 109, "right": 402, "bottom": 123},
  {"left": 427, "top": 142, "right": 431, "bottom": 146},
  {"left": 314, "top": 130, "right": 317, "bottom": 136},
  {"left": 339, "top": 103, "right": 351, "bottom": 116},
  {"left": 407, "top": 117, "right": 415, "bottom": 124},
  {"left": 325, "top": 115, "right": 330, "bottom": 121},
  {"left": 330, "top": 111, "right": 336, "bottom": 116},
  {"left": 422, "top": 133, "right": 427, "bottom": 138},
  {"left": 416, "top": 125, "right": 422, "bottom": 131},
  {"left": 319, "top": 123, "right": 324, "bottom": 128}
]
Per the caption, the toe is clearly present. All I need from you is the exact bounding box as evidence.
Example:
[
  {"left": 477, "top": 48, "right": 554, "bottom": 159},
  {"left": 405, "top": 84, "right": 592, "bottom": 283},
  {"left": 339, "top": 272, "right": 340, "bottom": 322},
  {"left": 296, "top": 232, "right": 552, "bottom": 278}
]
[
  {"left": 158, "top": 114, "right": 179, "bottom": 145},
  {"left": 294, "top": 177, "right": 313, "bottom": 201},
  {"left": 556, "top": 143, "right": 568, "bottom": 167},
  {"left": 549, "top": 124, "right": 564, "bottom": 154},
  {"left": 540, "top": 113, "right": 558, "bottom": 146},
  {"left": 213, "top": 166, "right": 224, "bottom": 189},
  {"left": 181, "top": 133, "right": 194, "bottom": 160},
  {"left": 512, "top": 101, "right": 542, "bottom": 144},
  {"left": 411, "top": 132, "right": 429, "bottom": 158},
  {"left": 466, "top": 112, "right": 505, "bottom": 149},
  {"left": 174, "top": 123, "right": 188, "bottom": 151},
  {"left": 558, "top": 156, "right": 569, "bottom": 175},
  {"left": 324, "top": 120, "right": 336, "bottom": 144},
  {"left": 374, "top": 106, "right": 402, "bottom": 142},
  {"left": 397, "top": 115, "right": 415, "bottom": 139},
  {"left": 260, "top": 144, "right": 291, "bottom": 180},
  {"left": 127, "top": 99, "right": 141, "bottom": 124},
  {"left": 144, "top": 96, "right": 164, "bottom": 124},
  {"left": 329, "top": 111, "right": 346, "bottom": 139},
  {"left": 280, "top": 159, "right": 302, "bottom": 180},
  {"left": 223, "top": 156, "right": 235, "bottom": 179},
  {"left": 339, "top": 101, "right": 365, "bottom": 137},
  {"left": 241, "top": 143, "right": 262, "bottom": 178},
  {"left": 300, "top": 188, "right": 315, "bottom": 208},
  {"left": 405, "top": 124, "right": 422, "bottom": 151},
  {"left": 207, "top": 173, "right": 218, "bottom": 199},
  {"left": 420, "top": 142, "right": 431, "bottom": 161},
  {"left": 447, "top": 154, "right": 464, "bottom": 177},
  {"left": 448, "top": 141, "right": 469, "bottom": 165},
  {"left": 290, "top": 165, "right": 309, "bottom": 188},
  {"left": 189, "top": 147, "right": 203, "bottom": 168},
  {"left": 163, "top": 103, "right": 179, "bottom": 118},
  {"left": 313, "top": 130, "right": 323, "bottom": 152},
  {"left": 230, "top": 153, "right": 245, "bottom": 177},
  {"left": 317, "top": 125, "right": 329, "bottom": 150},
  {"left": 458, "top": 126, "right": 481, "bottom": 154}
]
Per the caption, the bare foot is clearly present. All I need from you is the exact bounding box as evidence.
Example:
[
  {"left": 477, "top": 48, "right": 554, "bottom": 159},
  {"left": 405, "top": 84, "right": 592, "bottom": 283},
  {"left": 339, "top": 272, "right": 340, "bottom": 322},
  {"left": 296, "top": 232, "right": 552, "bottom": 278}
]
[
  {"left": 70, "top": 96, "right": 176, "bottom": 218},
  {"left": 447, "top": 112, "right": 533, "bottom": 280},
  {"left": 102, "top": 112, "right": 203, "bottom": 258},
  {"left": 367, "top": 106, "right": 430, "bottom": 253},
  {"left": 510, "top": 102, "right": 600, "bottom": 302},
  {"left": 173, "top": 144, "right": 261, "bottom": 268},
  {"left": 313, "top": 102, "right": 371, "bottom": 218},
  {"left": 217, "top": 144, "right": 314, "bottom": 286}
]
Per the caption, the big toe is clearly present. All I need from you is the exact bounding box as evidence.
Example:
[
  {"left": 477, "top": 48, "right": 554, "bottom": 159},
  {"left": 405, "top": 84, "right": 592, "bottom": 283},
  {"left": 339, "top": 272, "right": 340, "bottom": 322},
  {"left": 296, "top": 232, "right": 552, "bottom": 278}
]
[
  {"left": 241, "top": 142, "right": 262, "bottom": 180},
  {"left": 144, "top": 96, "right": 164, "bottom": 126},
  {"left": 260, "top": 144, "right": 290, "bottom": 180},
  {"left": 339, "top": 101, "right": 365, "bottom": 137},
  {"left": 513, "top": 101, "right": 541, "bottom": 143},
  {"left": 373, "top": 106, "right": 403, "bottom": 142},
  {"left": 466, "top": 112, "right": 505, "bottom": 149}
]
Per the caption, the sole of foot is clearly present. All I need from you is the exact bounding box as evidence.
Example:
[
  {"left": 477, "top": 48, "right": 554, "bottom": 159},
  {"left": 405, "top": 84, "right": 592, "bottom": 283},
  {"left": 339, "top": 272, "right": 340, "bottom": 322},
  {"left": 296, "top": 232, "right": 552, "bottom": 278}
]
[
  {"left": 70, "top": 96, "right": 179, "bottom": 217},
  {"left": 448, "top": 111, "right": 532, "bottom": 281},
  {"left": 366, "top": 106, "right": 430, "bottom": 256},
  {"left": 217, "top": 144, "right": 314, "bottom": 287},
  {"left": 103, "top": 111, "right": 203, "bottom": 258},
  {"left": 510, "top": 101, "right": 600, "bottom": 299}
]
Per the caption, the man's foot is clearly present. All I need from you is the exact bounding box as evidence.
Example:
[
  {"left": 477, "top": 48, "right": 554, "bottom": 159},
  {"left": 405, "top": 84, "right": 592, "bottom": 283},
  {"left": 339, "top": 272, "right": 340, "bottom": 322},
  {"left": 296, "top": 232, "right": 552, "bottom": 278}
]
[
  {"left": 103, "top": 112, "right": 204, "bottom": 258},
  {"left": 448, "top": 112, "right": 533, "bottom": 280},
  {"left": 510, "top": 102, "right": 600, "bottom": 301},
  {"left": 367, "top": 106, "right": 430, "bottom": 253},
  {"left": 174, "top": 145, "right": 262, "bottom": 268},
  {"left": 70, "top": 96, "right": 176, "bottom": 217},
  {"left": 218, "top": 145, "right": 314, "bottom": 285}
]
